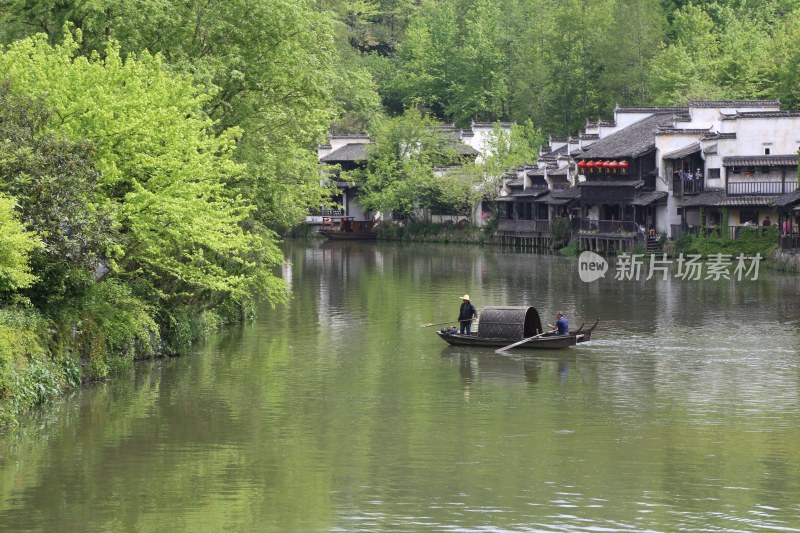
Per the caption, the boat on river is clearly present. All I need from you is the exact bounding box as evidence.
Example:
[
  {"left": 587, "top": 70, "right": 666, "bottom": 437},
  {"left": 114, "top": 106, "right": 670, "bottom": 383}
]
[
  {"left": 319, "top": 216, "right": 377, "bottom": 240},
  {"left": 436, "top": 305, "right": 598, "bottom": 350}
]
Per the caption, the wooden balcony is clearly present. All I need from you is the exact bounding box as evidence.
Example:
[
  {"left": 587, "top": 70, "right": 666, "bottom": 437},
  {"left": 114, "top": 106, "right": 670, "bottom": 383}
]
[
  {"left": 497, "top": 219, "right": 551, "bottom": 234},
  {"left": 578, "top": 218, "right": 639, "bottom": 235},
  {"left": 726, "top": 181, "right": 799, "bottom": 196},
  {"left": 672, "top": 177, "right": 705, "bottom": 197}
]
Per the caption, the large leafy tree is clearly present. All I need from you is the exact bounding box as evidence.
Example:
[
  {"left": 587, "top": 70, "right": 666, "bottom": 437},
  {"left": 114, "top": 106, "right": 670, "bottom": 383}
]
[
  {"left": 354, "top": 108, "right": 473, "bottom": 219},
  {"left": 0, "top": 32, "right": 285, "bottom": 307},
  {"left": 0, "top": 0, "right": 359, "bottom": 229}
]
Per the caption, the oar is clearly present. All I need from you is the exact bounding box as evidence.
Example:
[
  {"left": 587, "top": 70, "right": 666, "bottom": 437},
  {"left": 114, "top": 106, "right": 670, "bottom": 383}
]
[
  {"left": 420, "top": 320, "right": 455, "bottom": 328},
  {"left": 420, "top": 319, "right": 479, "bottom": 328},
  {"left": 495, "top": 331, "right": 548, "bottom": 354}
]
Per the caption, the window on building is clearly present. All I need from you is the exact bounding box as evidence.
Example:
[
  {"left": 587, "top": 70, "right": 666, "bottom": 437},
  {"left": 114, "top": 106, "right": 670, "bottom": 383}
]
[
  {"left": 764, "top": 147, "right": 771, "bottom": 155},
  {"left": 739, "top": 209, "right": 759, "bottom": 225},
  {"left": 709, "top": 168, "right": 721, "bottom": 180}
]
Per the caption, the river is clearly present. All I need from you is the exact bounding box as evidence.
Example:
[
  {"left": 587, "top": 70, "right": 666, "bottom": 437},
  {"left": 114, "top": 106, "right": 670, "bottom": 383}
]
[{"left": 1, "top": 240, "right": 799, "bottom": 532}]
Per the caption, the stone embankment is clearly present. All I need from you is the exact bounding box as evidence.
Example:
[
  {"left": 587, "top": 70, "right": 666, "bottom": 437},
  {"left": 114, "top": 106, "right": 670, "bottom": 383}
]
[{"left": 769, "top": 249, "right": 800, "bottom": 272}]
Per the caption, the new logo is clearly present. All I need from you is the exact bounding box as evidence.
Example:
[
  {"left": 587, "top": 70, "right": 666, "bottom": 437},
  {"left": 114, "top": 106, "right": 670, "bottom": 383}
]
[{"left": 578, "top": 251, "right": 608, "bottom": 282}]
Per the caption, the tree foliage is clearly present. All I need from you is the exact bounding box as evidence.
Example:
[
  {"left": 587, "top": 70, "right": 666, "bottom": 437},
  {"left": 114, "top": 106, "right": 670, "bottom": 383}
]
[
  {"left": 0, "top": 32, "right": 285, "bottom": 306},
  {"left": 354, "top": 108, "right": 477, "bottom": 219},
  {"left": 0, "top": 195, "right": 39, "bottom": 293}
]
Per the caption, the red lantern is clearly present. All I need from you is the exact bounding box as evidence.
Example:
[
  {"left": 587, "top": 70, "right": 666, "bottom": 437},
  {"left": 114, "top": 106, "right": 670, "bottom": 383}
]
[
  {"left": 609, "top": 160, "right": 619, "bottom": 173},
  {"left": 618, "top": 160, "right": 629, "bottom": 173},
  {"left": 603, "top": 160, "right": 612, "bottom": 168},
  {"left": 585, "top": 161, "right": 594, "bottom": 169},
  {"left": 577, "top": 160, "right": 586, "bottom": 169}
]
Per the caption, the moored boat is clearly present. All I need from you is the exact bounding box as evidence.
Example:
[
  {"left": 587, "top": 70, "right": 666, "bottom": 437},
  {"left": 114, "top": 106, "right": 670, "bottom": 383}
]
[
  {"left": 319, "top": 216, "right": 377, "bottom": 240},
  {"left": 436, "top": 306, "right": 598, "bottom": 350}
]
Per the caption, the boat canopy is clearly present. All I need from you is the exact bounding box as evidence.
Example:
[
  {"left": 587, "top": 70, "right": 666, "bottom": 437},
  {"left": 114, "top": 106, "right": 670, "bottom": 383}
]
[{"left": 477, "top": 306, "right": 543, "bottom": 339}]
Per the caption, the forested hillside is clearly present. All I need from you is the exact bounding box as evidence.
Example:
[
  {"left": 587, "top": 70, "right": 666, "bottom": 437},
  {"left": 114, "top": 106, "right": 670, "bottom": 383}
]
[{"left": 321, "top": 0, "right": 800, "bottom": 133}]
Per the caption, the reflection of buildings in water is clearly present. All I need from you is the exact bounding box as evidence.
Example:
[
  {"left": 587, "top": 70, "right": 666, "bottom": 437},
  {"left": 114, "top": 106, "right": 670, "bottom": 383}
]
[{"left": 281, "top": 257, "right": 293, "bottom": 293}]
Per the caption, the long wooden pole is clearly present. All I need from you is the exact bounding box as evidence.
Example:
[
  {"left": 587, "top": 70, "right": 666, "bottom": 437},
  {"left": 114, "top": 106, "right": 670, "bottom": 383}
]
[
  {"left": 420, "top": 319, "right": 479, "bottom": 328},
  {"left": 495, "top": 331, "right": 548, "bottom": 354}
]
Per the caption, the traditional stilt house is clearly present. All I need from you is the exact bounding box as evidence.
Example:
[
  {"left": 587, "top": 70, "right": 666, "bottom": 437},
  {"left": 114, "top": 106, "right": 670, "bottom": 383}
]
[
  {"left": 314, "top": 135, "right": 373, "bottom": 222},
  {"left": 668, "top": 105, "right": 799, "bottom": 237},
  {"left": 574, "top": 108, "right": 678, "bottom": 252},
  {"left": 493, "top": 135, "right": 583, "bottom": 249}
]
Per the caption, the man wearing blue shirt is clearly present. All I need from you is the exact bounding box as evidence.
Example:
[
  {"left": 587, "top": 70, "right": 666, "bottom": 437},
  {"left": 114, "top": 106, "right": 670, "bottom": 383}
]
[{"left": 549, "top": 311, "right": 569, "bottom": 335}]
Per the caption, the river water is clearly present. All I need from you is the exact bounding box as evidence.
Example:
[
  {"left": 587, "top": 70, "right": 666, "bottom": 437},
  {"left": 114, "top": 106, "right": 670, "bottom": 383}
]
[{"left": 1, "top": 241, "right": 799, "bottom": 532}]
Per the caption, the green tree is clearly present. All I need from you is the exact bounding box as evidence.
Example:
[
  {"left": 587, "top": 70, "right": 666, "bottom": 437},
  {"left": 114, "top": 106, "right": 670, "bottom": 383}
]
[
  {"left": 0, "top": 32, "right": 285, "bottom": 308},
  {"left": 0, "top": 84, "right": 114, "bottom": 272},
  {"left": 0, "top": 0, "right": 353, "bottom": 231},
  {"left": 0, "top": 194, "right": 39, "bottom": 293},
  {"left": 354, "top": 108, "right": 471, "bottom": 220},
  {"left": 648, "top": 4, "right": 722, "bottom": 102},
  {"left": 465, "top": 120, "right": 544, "bottom": 199}
]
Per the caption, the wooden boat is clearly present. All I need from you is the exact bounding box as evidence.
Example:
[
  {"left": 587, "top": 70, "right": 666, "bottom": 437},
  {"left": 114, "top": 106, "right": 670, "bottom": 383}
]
[
  {"left": 436, "top": 305, "right": 598, "bottom": 350},
  {"left": 319, "top": 216, "right": 377, "bottom": 240}
]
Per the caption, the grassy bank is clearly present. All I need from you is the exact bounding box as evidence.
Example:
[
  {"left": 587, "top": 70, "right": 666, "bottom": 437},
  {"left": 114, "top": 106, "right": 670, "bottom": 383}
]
[
  {"left": 0, "top": 296, "right": 247, "bottom": 428},
  {"left": 667, "top": 226, "right": 778, "bottom": 259},
  {"left": 377, "top": 222, "right": 499, "bottom": 244}
]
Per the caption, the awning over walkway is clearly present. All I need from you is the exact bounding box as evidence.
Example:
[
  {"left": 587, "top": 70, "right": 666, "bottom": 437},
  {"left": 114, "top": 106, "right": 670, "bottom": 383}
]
[
  {"left": 773, "top": 190, "right": 800, "bottom": 208},
  {"left": 682, "top": 190, "right": 778, "bottom": 207},
  {"left": 662, "top": 142, "right": 701, "bottom": 160},
  {"left": 631, "top": 191, "right": 668, "bottom": 206},
  {"left": 723, "top": 154, "right": 798, "bottom": 167}
]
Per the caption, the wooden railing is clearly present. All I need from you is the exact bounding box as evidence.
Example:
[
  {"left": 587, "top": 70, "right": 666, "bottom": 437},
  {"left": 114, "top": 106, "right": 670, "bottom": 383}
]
[
  {"left": 780, "top": 234, "right": 800, "bottom": 250},
  {"left": 726, "top": 181, "right": 799, "bottom": 196},
  {"left": 672, "top": 224, "right": 778, "bottom": 240},
  {"left": 312, "top": 208, "right": 345, "bottom": 217},
  {"left": 578, "top": 219, "right": 639, "bottom": 235},
  {"left": 672, "top": 177, "right": 705, "bottom": 196},
  {"left": 497, "top": 219, "right": 550, "bottom": 233}
]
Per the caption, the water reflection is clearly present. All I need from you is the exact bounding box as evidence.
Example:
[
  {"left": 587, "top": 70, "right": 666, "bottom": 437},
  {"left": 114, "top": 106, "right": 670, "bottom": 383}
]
[{"left": 1, "top": 240, "right": 799, "bottom": 532}]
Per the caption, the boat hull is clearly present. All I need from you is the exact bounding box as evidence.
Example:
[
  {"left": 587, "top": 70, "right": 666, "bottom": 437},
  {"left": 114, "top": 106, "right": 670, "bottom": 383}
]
[
  {"left": 438, "top": 332, "right": 578, "bottom": 349},
  {"left": 319, "top": 230, "right": 377, "bottom": 240},
  {"left": 436, "top": 320, "right": 597, "bottom": 350}
]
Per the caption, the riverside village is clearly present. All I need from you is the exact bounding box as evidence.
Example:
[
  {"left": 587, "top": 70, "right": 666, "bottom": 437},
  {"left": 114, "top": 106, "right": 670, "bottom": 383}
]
[{"left": 310, "top": 100, "right": 800, "bottom": 268}]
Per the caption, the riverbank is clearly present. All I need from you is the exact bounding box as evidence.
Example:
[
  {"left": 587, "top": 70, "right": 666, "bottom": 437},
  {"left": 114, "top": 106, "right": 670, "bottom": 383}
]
[
  {"left": 770, "top": 249, "right": 800, "bottom": 272},
  {"left": 0, "top": 303, "right": 241, "bottom": 429}
]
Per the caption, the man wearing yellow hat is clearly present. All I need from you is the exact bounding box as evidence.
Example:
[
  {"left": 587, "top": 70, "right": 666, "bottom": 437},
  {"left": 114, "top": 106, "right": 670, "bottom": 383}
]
[{"left": 458, "top": 295, "right": 478, "bottom": 335}]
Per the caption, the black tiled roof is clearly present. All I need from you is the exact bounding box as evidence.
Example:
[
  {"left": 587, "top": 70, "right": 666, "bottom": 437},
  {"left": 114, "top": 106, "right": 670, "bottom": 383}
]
[
  {"left": 534, "top": 187, "right": 582, "bottom": 205},
  {"left": 511, "top": 189, "right": 549, "bottom": 198},
  {"left": 320, "top": 143, "right": 371, "bottom": 162},
  {"left": 577, "top": 113, "right": 675, "bottom": 159},
  {"left": 687, "top": 100, "right": 780, "bottom": 108},
  {"left": 723, "top": 155, "right": 798, "bottom": 167},
  {"left": 655, "top": 127, "right": 712, "bottom": 135},
  {"left": 681, "top": 190, "right": 727, "bottom": 207},
  {"left": 682, "top": 190, "right": 778, "bottom": 207},
  {"left": 615, "top": 105, "right": 688, "bottom": 113},
  {"left": 631, "top": 191, "right": 668, "bottom": 206},
  {"left": 773, "top": 190, "right": 800, "bottom": 207},
  {"left": 702, "top": 132, "right": 737, "bottom": 140},
  {"left": 579, "top": 179, "right": 644, "bottom": 188},
  {"left": 662, "top": 142, "right": 701, "bottom": 160}
]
